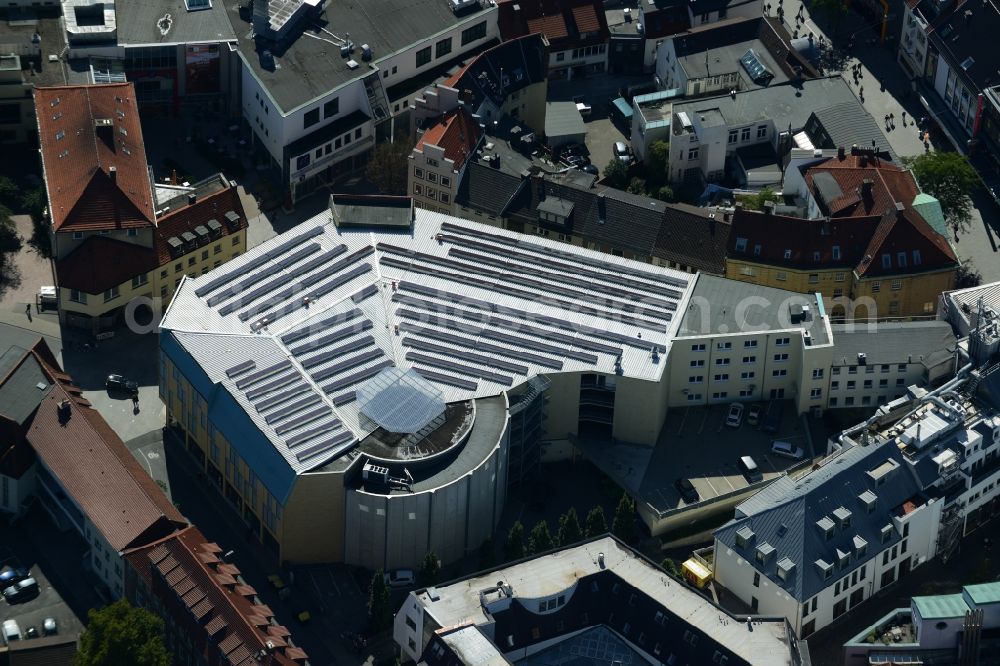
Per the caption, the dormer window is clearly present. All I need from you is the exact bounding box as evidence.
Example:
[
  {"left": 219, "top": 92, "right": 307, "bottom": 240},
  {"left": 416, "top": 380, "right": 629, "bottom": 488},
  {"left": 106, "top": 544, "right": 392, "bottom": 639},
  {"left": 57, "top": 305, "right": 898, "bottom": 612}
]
[
  {"left": 536, "top": 197, "right": 573, "bottom": 226},
  {"left": 755, "top": 542, "right": 775, "bottom": 566},
  {"left": 777, "top": 557, "right": 795, "bottom": 581},
  {"left": 735, "top": 526, "right": 755, "bottom": 548},
  {"left": 816, "top": 516, "right": 835, "bottom": 540},
  {"left": 859, "top": 490, "right": 877, "bottom": 513},
  {"left": 833, "top": 506, "right": 852, "bottom": 529},
  {"left": 815, "top": 559, "right": 833, "bottom": 580},
  {"left": 836, "top": 548, "right": 850, "bottom": 569},
  {"left": 735, "top": 237, "right": 748, "bottom": 252},
  {"left": 881, "top": 524, "right": 893, "bottom": 544},
  {"left": 854, "top": 535, "right": 868, "bottom": 558}
]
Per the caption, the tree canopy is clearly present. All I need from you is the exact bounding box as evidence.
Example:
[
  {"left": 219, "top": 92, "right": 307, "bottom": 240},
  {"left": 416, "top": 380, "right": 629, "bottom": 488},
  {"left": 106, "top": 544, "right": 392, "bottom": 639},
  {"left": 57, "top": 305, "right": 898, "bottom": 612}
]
[
  {"left": 505, "top": 520, "right": 525, "bottom": 562},
  {"left": 584, "top": 506, "right": 608, "bottom": 538},
  {"left": 75, "top": 600, "right": 170, "bottom": 666},
  {"left": 905, "top": 151, "right": 980, "bottom": 234},
  {"left": 557, "top": 507, "right": 583, "bottom": 547},
  {"left": 603, "top": 158, "right": 627, "bottom": 189},
  {"left": 365, "top": 140, "right": 411, "bottom": 194},
  {"left": 368, "top": 569, "right": 393, "bottom": 631},
  {"left": 527, "top": 520, "right": 553, "bottom": 555},
  {"left": 612, "top": 492, "right": 636, "bottom": 544},
  {"left": 418, "top": 551, "right": 441, "bottom": 587}
]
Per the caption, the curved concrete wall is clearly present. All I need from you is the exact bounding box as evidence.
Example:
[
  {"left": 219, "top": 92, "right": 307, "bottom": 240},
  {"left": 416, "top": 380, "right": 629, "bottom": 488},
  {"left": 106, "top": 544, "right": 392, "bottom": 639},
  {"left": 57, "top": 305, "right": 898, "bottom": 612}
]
[{"left": 344, "top": 396, "right": 510, "bottom": 570}]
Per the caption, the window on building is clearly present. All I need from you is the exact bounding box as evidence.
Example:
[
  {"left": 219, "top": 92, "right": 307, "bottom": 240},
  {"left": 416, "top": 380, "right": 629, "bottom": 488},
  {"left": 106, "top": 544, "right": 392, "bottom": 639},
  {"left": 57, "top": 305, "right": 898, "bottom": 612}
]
[
  {"left": 70, "top": 289, "right": 87, "bottom": 304},
  {"left": 232, "top": 236, "right": 240, "bottom": 246},
  {"left": 436, "top": 37, "right": 452, "bottom": 58},
  {"left": 416, "top": 46, "right": 432, "bottom": 68},
  {"left": 891, "top": 280, "right": 903, "bottom": 291},
  {"left": 776, "top": 337, "right": 790, "bottom": 346},
  {"left": 913, "top": 250, "right": 922, "bottom": 265},
  {"left": 872, "top": 281, "right": 881, "bottom": 293},
  {"left": 743, "top": 355, "right": 756, "bottom": 364},
  {"left": 691, "top": 359, "right": 705, "bottom": 367},
  {"left": 324, "top": 98, "right": 339, "bottom": 118},
  {"left": 131, "top": 274, "right": 148, "bottom": 289},
  {"left": 882, "top": 254, "right": 891, "bottom": 268},
  {"left": 813, "top": 368, "right": 824, "bottom": 379},
  {"left": 214, "top": 244, "right": 222, "bottom": 254},
  {"left": 461, "top": 21, "right": 487, "bottom": 45},
  {"left": 103, "top": 286, "right": 120, "bottom": 302},
  {"left": 735, "top": 237, "right": 748, "bottom": 252},
  {"left": 688, "top": 148, "right": 699, "bottom": 160},
  {"left": 728, "top": 129, "right": 738, "bottom": 144},
  {"left": 772, "top": 369, "right": 787, "bottom": 377},
  {"left": 303, "top": 108, "right": 320, "bottom": 129},
  {"left": 740, "top": 126, "right": 751, "bottom": 141},
  {"left": 756, "top": 124, "right": 767, "bottom": 138},
  {"left": 691, "top": 343, "right": 706, "bottom": 352},
  {"left": 808, "top": 273, "right": 819, "bottom": 284}
]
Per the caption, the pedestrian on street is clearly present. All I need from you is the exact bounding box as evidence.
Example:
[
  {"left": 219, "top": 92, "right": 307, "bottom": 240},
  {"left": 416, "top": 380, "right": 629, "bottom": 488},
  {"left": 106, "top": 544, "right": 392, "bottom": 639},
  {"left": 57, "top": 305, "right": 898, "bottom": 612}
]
[
  {"left": 25, "top": 304, "right": 31, "bottom": 322},
  {"left": 901, "top": 110, "right": 907, "bottom": 123},
  {"left": 859, "top": 85, "right": 864, "bottom": 96}
]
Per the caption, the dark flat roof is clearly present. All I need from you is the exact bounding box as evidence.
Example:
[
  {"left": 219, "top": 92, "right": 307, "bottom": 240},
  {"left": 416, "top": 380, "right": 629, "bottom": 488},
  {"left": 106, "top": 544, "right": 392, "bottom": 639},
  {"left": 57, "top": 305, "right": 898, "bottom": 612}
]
[
  {"left": 116, "top": 0, "right": 237, "bottom": 45},
  {"left": 331, "top": 194, "right": 414, "bottom": 228},
  {"left": 228, "top": 0, "right": 493, "bottom": 114}
]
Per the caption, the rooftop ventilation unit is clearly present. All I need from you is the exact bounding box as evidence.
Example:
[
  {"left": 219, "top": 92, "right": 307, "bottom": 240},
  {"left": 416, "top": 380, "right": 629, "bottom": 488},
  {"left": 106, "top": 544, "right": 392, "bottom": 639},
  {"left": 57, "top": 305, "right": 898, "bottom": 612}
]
[
  {"left": 361, "top": 44, "right": 372, "bottom": 61},
  {"left": 451, "top": 0, "right": 478, "bottom": 11}
]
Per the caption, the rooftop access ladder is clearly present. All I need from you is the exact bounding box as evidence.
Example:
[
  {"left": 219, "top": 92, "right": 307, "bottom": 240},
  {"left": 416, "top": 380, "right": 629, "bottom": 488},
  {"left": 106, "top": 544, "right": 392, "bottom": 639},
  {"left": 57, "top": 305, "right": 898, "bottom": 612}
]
[{"left": 362, "top": 72, "right": 390, "bottom": 123}]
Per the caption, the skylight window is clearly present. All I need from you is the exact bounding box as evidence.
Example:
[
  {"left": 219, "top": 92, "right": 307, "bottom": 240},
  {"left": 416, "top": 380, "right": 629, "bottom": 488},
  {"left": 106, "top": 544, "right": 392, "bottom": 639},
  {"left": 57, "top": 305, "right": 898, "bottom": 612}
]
[
  {"left": 961, "top": 57, "right": 975, "bottom": 71},
  {"left": 184, "top": 0, "right": 212, "bottom": 10},
  {"left": 740, "top": 49, "right": 774, "bottom": 85}
]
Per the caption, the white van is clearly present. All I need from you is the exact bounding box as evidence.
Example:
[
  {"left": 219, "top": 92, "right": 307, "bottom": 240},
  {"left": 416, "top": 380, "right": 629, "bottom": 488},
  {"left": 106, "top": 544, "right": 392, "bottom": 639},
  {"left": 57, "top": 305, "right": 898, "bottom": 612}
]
[
  {"left": 771, "top": 440, "right": 805, "bottom": 460},
  {"left": 739, "top": 456, "right": 762, "bottom": 483}
]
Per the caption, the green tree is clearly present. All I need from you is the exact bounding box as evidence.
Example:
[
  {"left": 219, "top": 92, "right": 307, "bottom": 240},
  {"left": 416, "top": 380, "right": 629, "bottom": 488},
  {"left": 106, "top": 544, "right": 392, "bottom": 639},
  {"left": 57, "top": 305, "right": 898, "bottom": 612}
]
[
  {"left": 584, "top": 506, "right": 608, "bottom": 538},
  {"left": 956, "top": 262, "right": 982, "bottom": 289},
  {"left": 557, "top": 507, "right": 583, "bottom": 546},
  {"left": 527, "top": 520, "right": 553, "bottom": 555},
  {"left": 654, "top": 185, "right": 675, "bottom": 203},
  {"left": 738, "top": 187, "right": 780, "bottom": 211},
  {"left": 75, "top": 599, "right": 170, "bottom": 666},
  {"left": 505, "top": 520, "right": 525, "bottom": 562},
  {"left": 661, "top": 558, "right": 680, "bottom": 578},
  {"left": 627, "top": 177, "right": 647, "bottom": 195},
  {"left": 418, "top": 551, "right": 441, "bottom": 586},
  {"left": 22, "top": 188, "right": 51, "bottom": 258},
  {"left": 365, "top": 139, "right": 412, "bottom": 194},
  {"left": 905, "top": 151, "right": 980, "bottom": 234},
  {"left": 0, "top": 176, "right": 18, "bottom": 209},
  {"left": 368, "top": 569, "right": 392, "bottom": 631},
  {"left": 612, "top": 492, "right": 636, "bottom": 544},
  {"left": 604, "top": 158, "right": 627, "bottom": 189},
  {"left": 0, "top": 206, "right": 20, "bottom": 254},
  {"left": 646, "top": 140, "right": 670, "bottom": 186},
  {"left": 478, "top": 537, "right": 495, "bottom": 570},
  {"left": 810, "top": 0, "right": 848, "bottom": 23}
]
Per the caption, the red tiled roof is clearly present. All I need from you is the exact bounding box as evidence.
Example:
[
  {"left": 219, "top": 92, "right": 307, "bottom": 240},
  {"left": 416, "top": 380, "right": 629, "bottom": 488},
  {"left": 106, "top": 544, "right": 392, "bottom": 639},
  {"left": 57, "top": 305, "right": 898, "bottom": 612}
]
[
  {"left": 154, "top": 184, "right": 248, "bottom": 266},
  {"left": 526, "top": 14, "right": 569, "bottom": 39},
  {"left": 24, "top": 343, "right": 186, "bottom": 552},
  {"left": 55, "top": 235, "right": 157, "bottom": 294},
  {"left": 415, "top": 108, "right": 482, "bottom": 172},
  {"left": 729, "top": 209, "right": 880, "bottom": 268},
  {"left": 498, "top": 0, "right": 608, "bottom": 44},
  {"left": 125, "top": 526, "right": 306, "bottom": 666},
  {"left": 855, "top": 207, "right": 958, "bottom": 277},
  {"left": 35, "top": 83, "right": 155, "bottom": 233},
  {"left": 804, "top": 153, "right": 919, "bottom": 219},
  {"left": 571, "top": 4, "right": 600, "bottom": 33}
]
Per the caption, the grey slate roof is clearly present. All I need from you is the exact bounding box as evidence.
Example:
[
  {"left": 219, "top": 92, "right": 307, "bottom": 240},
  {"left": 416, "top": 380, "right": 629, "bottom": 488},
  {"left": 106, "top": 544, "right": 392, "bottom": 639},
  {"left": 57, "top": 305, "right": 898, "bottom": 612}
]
[
  {"left": 678, "top": 274, "right": 831, "bottom": 345},
  {"left": 544, "top": 101, "right": 587, "bottom": 139},
  {"left": 715, "top": 442, "right": 923, "bottom": 601},
  {"left": 672, "top": 76, "right": 859, "bottom": 134},
  {"left": 116, "top": 0, "right": 236, "bottom": 45},
  {"left": 811, "top": 102, "right": 899, "bottom": 163},
  {"left": 830, "top": 321, "right": 956, "bottom": 368},
  {"left": 673, "top": 19, "right": 789, "bottom": 90},
  {"left": 227, "top": 0, "right": 493, "bottom": 113},
  {"left": 455, "top": 160, "right": 527, "bottom": 216},
  {"left": 0, "top": 349, "right": 52, "bottom": 426},
  {"left": 654, "top": 205, "right": 731, "bottom": 274}
]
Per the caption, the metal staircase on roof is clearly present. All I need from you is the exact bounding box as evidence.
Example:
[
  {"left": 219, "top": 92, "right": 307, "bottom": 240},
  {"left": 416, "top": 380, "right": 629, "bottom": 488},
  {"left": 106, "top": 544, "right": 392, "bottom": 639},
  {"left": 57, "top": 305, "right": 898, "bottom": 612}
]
[{"left": 362, "top": 72, "right": 389, "bottom": 122}]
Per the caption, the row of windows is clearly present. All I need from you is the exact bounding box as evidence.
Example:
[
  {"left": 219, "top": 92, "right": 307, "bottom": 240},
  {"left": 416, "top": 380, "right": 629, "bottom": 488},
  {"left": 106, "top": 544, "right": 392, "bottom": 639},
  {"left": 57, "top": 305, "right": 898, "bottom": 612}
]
[
  {"left": 833, "top": 363, "right": 909, "bottom": 375},
  {"left": 72, "top": 228, "right": 139, "bottom": 240},
  {"left": 303, "top": 97, "right": 340, "bottom": 130},
  {"left": 832, "top": 378, "right": 907, "bottom": 390},
  {"left": 413, "top": 167, "right": 451, "bottom": 187},
  {"left": 727, "top": 124, "right": 768, "bottom": 145},
  {"left": 412, "top": 183, "right": 451, "bottom": 204},
  {"left": 295, "top": 127, "right": 364, "bottom": 170}
]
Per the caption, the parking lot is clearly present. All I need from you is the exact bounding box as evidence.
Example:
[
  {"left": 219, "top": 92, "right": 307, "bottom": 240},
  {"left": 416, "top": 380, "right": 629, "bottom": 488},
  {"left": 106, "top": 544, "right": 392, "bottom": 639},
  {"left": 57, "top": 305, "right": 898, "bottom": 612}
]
[
  {"left": 0, "top": 514, "right": 87, "bottom": 647},
  {"left": 639, "top": 401, "right": 814, "bottom": 513},
  {"left": 548, "top": 73, "right": 647, "bottom": 176}
]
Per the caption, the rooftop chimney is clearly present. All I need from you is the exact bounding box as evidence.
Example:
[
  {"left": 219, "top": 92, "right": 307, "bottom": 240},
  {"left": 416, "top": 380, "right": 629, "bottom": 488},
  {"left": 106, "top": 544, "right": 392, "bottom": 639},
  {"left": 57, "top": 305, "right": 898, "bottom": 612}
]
[
  {"left": 188, "top": 192, "right": 197, "bottom": 206},
  {"left": 896, "top": 201, "right": 905, "bottom": 218},
  {"left": 762, "top": 200, "right": 776, "bottom": 215},
  {"left": 109, "top": 166, "right": 117, "bottom": 183},
  {"left": 837, "top": 146, "right": 846, "bottom": 160},
  {"left": 860, "top": 178, "right": 873, "bottom": 199}
]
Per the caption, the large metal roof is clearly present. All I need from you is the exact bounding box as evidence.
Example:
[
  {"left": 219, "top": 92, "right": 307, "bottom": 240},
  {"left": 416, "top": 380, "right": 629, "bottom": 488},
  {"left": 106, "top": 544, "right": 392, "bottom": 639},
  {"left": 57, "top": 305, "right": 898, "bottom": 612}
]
[{"left": 161, "top": 209, "right": 695, "bottom": 473}]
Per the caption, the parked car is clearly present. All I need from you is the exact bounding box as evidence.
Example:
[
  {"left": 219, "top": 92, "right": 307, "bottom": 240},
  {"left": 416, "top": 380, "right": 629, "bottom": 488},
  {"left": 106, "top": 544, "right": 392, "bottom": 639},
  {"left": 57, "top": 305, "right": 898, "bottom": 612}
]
[
  {"left": 2, "top": 619, "right": 21, "bottom": 644},
  {"left": 42, "top": 618, "right": 57, "bottom": 636},
  {"left": 747, "top": 404, "right": 763, "bottom": 427},
  {"left": 24, "top": 626, "right": 38, "bottom": 639},
  {"left": 725, "top": 403, "right": 744, "bottom": 428},
  {"left": 105, "top": 374, "right": 138, "bottom": 394},
  {"left": 384, "top": 569, "right": 416, "bottom": 588},
  {"left": 579, "top": 164, "right": 600, "bottom": 175},
  {"left": 613, "top": 141, "right": 631, "bottom": 164},
  {"left": 573, "top": 95, "right": 592, "bottom": 118},
  {"left": 3, "top": 577, "right": 39, "bottom": 603},
  {"left": 0, "top": 566, "right": 29, "bottom": 586},
  {"left": 563, "top": 143, "right": 589, "bottom": 157},
  {"left": 771, "top": 440, "right": 806, "bottom": 460},
  {"left": 675, "top": 477, "right": 699, "bottom": 504},
  {"left": 739, "top": 456, "right": 763, "bottom": 483},
  {"left": 564, "top": 154, "right": 590, "bottom": 167},
  {"left": 762, "top": 400, "right": 783, "bottom": 433}
]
